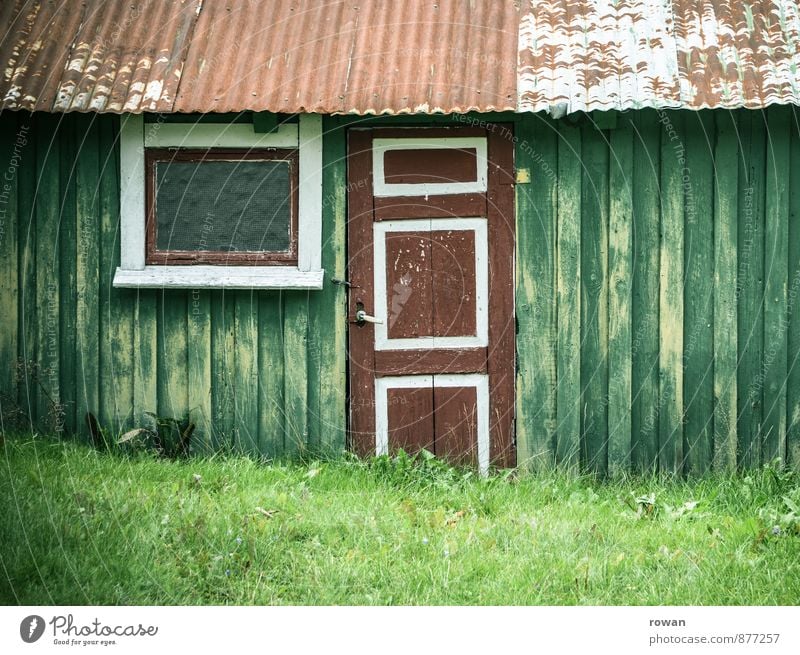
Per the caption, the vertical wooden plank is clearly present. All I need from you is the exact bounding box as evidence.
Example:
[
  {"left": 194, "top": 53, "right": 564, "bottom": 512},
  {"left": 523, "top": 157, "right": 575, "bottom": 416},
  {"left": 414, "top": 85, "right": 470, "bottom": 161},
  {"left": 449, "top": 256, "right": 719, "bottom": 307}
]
[
  {"left": 384, "top": 234, "right": 433, "bottom": 337},
  {"left": 75, "top": 115, "right": 100, "bottom": 433},
  {"left": 35, "top": 114, "right": 61, "bottom": 433},
  {"left": 258, "top": 291, "right": 285, "bottom": 458},
  {"left": 737, "top": 110, "right": 766, "bottom": 468},
  {"left": 389, "top": 386, "right": 435, "bottom": 455},
  {"left": 305, "top": 244, "right": 325, "bottom": 452},
  {"left": 712, "top": 111, "right": 739, "bottom": 472},
  {"left": 234, "top": 290, "right": 259, "bottom": 455},
  {"left": 486, "top": 126, "right": 517, "bottom": 468},
  {"left": 434, "top": 385, "right": 478, "bottom": 466},
  {"left": 298, "top": 114, "right": 323, "bottom": 272},
  {"left": 580, "top": 123, "right": 609, "bottom": 475},
  {"left": 346, "top": 129, "right": 378, "bottom": 457},
  {"left": 788, "top": 105, "right": 800, "bottom": 471},
  {"left": 306, "top": 117, "right": 347, "bottom": 458},
  {"left": 187, "top": 289, "right": 212, "bottom": 453},
  {"left": 762, "top": 104, "right": 790, "bottom": 465},
  {"left": 157, "top": 291, "right": 188, "bottom": 421},
  {"left": 99, "top": 116, "right": 134, "bottom": 435},
  {"left": 556, "top": 124, "right": 582, "bottom": 469},
  {"left": 658, "top": 110, "right": 685, "bottom": 473},
  {"left": 608, "top": 116, "right": 634, "bottom": 475},
  {"left": 0, "top": 112, "right": 19, "bottom": 426},
  {"left": 119, "top": 115, "right": 145, "bottom": 270},
  {"left": 430, "top": 229, "right": 477, "bottom": 337},
  {"left": 211, "top": 291, "right": 236, "bottom": 450},
  {"left": 683, "top": 111, "right": 715, "bottom": 475},
  {"left": 130, "top": 116, "right": 154, "bottom": 429},
  {"left": 631, "top": 110, "right": 662, "bottom": 473},
  {"left": 283, "top": 294, "right": 309, "bottom": 458},
  {"left": 17, "top": 114, "right": 37, "bottom": 428},
  {"left": 133, "top": 289, "right": 157, "bottom": 423},
  {"left": 515, "top": 115, "right": 558, "bottom": 471},
  {"left": 58, "top": 116, "right": 77, "bottom": 436}
]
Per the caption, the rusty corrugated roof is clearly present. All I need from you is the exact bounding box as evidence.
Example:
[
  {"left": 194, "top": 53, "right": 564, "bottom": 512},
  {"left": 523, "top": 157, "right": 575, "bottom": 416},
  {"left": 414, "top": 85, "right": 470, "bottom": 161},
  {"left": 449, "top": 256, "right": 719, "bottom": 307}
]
[
  {"left": 176, "top": 0, "right": 518, "bottom": 114},
  {"left": 1, "top": 0, "right": 799, "bottom": 115},
  {"left": 0, "top": 0, "right": 518, "bottom": 114},
  {"left": 1, "top": 0, "right": 202, "bottom": 113},
  {"left": 518, "top": 0, "right": 800, "bottom": 113}
]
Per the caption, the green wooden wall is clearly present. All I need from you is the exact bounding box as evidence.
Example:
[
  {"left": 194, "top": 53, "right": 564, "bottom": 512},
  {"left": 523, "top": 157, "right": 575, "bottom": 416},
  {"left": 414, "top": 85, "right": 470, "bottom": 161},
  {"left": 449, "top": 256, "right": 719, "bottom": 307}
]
[
  {"left": 515, "top": 105, "right": 800, "bottom": 474},
  {"left": 0, "top": 112, "right": 347, "bottom": 458},
  {"left": 1, "top": 107, "right": 799, "bottom": 474}
]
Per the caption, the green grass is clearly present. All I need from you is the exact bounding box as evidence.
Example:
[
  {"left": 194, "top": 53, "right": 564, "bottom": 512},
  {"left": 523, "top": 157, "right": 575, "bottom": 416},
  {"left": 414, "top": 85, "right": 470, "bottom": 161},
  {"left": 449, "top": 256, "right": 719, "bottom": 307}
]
[{"left": 1, "top": 435, "right": 799, "bottom": 605}]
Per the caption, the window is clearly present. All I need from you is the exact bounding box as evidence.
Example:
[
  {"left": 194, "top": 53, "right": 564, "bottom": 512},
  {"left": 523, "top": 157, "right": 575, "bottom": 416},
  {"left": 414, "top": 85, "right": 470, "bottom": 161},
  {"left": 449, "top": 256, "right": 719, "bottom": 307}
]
[
  {"left": 113, "top": 115, "right": 323, "bottom": 289},
  {"left": 146, "top": 149, "right": 298, "bottom": 265}
]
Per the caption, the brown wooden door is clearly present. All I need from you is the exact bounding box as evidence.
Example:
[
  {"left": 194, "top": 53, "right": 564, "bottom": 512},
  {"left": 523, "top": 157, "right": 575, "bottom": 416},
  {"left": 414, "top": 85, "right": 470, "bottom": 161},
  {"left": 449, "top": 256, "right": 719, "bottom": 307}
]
[{"left": 347, "top": 126, "right": 515, "bottom": 472}]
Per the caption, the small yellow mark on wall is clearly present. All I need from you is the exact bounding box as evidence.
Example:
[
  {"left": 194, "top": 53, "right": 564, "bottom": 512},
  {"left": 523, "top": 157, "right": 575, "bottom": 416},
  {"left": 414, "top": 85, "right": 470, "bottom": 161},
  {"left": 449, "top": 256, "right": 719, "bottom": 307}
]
[{"left": 515, "top": 168, "right": 531, "bottom": 184}]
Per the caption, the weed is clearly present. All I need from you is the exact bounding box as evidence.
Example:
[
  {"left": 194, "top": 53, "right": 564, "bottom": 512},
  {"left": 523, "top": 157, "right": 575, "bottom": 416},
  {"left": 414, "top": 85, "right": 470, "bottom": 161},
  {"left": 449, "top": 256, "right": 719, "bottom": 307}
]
[{"left": 117, "top": 412, "right": 195, "bottom": 458}]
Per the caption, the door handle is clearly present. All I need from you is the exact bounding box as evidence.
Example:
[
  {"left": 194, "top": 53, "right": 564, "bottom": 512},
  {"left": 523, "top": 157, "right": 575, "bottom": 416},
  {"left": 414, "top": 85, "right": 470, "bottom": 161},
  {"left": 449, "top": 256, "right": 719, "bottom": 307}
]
[{"left": 355, "top": 309, "right": 383, "bottom": 324}]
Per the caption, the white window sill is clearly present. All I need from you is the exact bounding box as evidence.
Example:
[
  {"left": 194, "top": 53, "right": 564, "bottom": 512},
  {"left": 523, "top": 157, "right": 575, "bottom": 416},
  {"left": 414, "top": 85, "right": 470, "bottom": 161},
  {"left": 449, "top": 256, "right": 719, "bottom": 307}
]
[{"left": 113, "top": 266, "right": 325, "bottom": 290}]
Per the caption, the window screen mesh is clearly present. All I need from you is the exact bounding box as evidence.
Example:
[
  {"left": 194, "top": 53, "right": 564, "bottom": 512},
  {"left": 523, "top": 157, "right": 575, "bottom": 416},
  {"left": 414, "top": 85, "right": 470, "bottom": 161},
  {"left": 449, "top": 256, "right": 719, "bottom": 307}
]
[{"left": 154, "top": 159, "right": 292, "bottom": 253}]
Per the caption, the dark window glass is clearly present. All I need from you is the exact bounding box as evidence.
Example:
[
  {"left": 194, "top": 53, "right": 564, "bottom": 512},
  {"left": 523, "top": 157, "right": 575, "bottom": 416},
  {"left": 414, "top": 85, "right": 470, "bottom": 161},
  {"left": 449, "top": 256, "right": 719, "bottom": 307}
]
[{"left": 154, "top": 159, "right": 292, "bottom": 254}]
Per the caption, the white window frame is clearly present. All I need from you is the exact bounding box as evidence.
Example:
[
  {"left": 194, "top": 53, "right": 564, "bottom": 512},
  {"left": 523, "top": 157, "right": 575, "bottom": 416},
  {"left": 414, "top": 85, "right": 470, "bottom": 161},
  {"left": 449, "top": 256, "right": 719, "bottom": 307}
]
[{"left": 113, "top": 114, "right": 324, "bottom": 289}]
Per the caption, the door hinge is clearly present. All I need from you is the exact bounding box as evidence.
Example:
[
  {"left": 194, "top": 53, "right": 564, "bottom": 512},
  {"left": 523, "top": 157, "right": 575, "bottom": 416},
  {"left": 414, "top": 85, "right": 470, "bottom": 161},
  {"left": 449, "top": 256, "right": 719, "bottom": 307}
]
[{"left": 332, "top": 278, "right": 359, "bottom": 289}]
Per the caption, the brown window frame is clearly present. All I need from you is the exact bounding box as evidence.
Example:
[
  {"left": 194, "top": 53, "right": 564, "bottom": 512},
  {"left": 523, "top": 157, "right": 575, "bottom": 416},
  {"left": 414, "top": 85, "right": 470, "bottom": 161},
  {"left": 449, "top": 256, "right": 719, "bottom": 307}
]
[{"left": 145, "top": 148, "right": 299, "bottom": 266}]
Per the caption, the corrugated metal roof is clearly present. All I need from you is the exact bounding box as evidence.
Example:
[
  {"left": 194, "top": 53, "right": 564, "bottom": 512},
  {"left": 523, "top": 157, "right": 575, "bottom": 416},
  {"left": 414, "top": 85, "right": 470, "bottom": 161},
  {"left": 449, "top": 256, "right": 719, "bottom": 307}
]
[
  {"left": 2, "top": 0, "right": 799, "bottom": 115},
  {"left": 0, "top": 0, "right": 518, "bottom": 114},
  {"left": 518, "top": 0, "right": 800, "bottom": 113},
  {"left": 674, "top": 0, "right": 800, "bottom": 109},
  {"left": 1, "top": 0, "right": 202, "bottom": 113},
  {"left": 176, "top": 0, "right": 518, "bottom": 114}
]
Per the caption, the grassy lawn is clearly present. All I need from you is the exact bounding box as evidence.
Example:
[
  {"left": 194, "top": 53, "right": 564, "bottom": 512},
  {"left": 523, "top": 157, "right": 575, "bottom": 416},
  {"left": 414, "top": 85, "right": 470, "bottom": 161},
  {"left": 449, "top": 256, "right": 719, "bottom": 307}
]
[{"left": 1, "top": 435, "right": 799, "bottom": 605}]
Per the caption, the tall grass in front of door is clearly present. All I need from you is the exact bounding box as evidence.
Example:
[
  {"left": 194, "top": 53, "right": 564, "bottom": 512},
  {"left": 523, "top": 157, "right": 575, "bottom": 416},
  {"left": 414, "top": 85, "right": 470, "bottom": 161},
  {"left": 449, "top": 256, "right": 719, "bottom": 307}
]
[{"left": 2, "top": 435, "right": 799, "bottom": 605}]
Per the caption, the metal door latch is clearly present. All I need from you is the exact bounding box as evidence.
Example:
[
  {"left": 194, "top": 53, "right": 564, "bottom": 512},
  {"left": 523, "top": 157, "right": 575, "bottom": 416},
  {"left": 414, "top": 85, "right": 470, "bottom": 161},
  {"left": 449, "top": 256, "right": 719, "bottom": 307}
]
[
  {"left": 353, "top": 301, "right": 382, "bottom": 325},
  {"left": 355, "top": 309, "right": 382, "bottom": 324}
]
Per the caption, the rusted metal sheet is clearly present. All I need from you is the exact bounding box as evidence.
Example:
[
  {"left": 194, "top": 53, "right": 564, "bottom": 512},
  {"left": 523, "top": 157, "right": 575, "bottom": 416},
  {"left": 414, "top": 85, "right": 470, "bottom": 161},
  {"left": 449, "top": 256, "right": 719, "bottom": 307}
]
[
  {"left": 1, "top": 0, "right": 517, "bottom": 114},
  {"left": 673, "top": 0, "right": 800, "bottom": 109},
  {"left": 174, "top": 0, "right": 518, "bottom": 114},
  {"left": 1, "top": 0, "right": 201, "bottom": 113},
  {"left": 518, "top": 0, "right": 800, "bottom": 113},
  {"left": 2, "top": 0, "right": 799, "bottom": 114},
  {"left": 518, "top": 0, "right": 681, "bottom": 114}
]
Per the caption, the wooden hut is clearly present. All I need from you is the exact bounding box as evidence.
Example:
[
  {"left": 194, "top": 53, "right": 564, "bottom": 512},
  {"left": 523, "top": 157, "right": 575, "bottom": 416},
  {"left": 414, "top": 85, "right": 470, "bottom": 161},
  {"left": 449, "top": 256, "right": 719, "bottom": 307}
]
[{"left": 2, "top": 1, "right": 800, "bottom": 474}]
